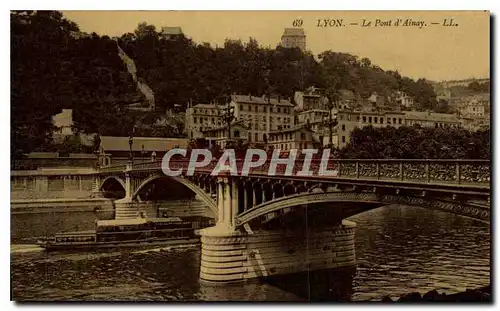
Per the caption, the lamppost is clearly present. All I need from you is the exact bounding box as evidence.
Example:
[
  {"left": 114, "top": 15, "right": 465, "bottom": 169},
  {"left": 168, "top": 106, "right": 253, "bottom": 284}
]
[
  {"left": 141, "top": 144, "right": 146, "bottom": 163},
  {"left": 325, "top": 87, "right": 339, "bottom": 149},
  {"left": 128, "top": 127, "right": 135, "bottom": 165},
  {"left": 222, "top": 95, "right": 235, "bottom": 148}
]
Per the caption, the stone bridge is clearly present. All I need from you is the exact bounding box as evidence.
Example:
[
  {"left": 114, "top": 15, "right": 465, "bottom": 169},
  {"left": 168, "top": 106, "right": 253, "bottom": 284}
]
[{"left": 93, "top": 158, "right": 490, "bottom": 283}]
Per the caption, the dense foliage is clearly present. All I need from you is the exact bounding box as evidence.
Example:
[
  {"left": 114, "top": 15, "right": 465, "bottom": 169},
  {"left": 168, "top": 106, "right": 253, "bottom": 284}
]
[
  {"left": 12, "top": 11, "right": 466, "bottom": 160},
  {"left": 11, "top": 11, "right": 140, "bottom": 159},
  {"left": 119, "top": 25, "right": 439, "bottom": 112},
  {"left": 340, "top": 126, "right": 490, "bottom": 159}
]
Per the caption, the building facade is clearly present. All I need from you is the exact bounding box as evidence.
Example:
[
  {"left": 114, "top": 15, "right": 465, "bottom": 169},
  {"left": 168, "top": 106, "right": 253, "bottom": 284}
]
[
  {"left": 336, "top": 109, "right": 406, "bottom": 149},
  {"left": 185, "top": 103, "right": 226, "bottom": 139},
  {"left": 98, "top": 136, "right": 188, "bottom": 167},
  {"left": 296, "top": 109, "right": 330, "bottom": 132},
  {"left": 404, "top": 111, "right": 462, "bottom": 128},
  {"left": 280, "top": 28, "right": 306, "bottom": 51},
  {"left": 201, "top": 122, "right": 248, "bottom": 149},
  {"left": 268, "top": 125, "right": 317, "bottom": 151},
  {"left": 230, "top": 95, "right": 295, "bottom": 144},
  {"left": 458, "top": 94, "right": 489, "bottom": 117}
]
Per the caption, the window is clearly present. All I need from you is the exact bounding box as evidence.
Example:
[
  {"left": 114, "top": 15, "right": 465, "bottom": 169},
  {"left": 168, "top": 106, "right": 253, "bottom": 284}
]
[
  {"left": 270, "top": 107, "right": 273, "bottom": 113},
  {"left": 393, "top": 118, "right": 396, "bottom": 124},
  {"left": 278, "top": 107, "right": 281, "bottom": 113},
  {"left": 374, "top": 117, "right": 378, "bottom": 123},
  {"left": 399, "top": 118, "right": 402, "bottom": 124},
  {"left": 255, "top": 133, "right": 259, "bottom": 141},
  {"left": 362, "top": 116, "right": 366, "bottom": 123},
  {"left": 387, "top": 118, "right": 391, "bottom": 124},
  {"left": 255, "top": 105, "right": 258, "bottom": 112},
  {"left": 380, "top": 118, "right": 384, "bottom": 124},
  {"left": 340, "top": 115, "right": 344, "bottom": 121},
  {"left": 369, "top": 117, "right": 372, "bottom": 123},
  {"left": 342, "top": 136, "right": 345, "bottom": 143},
  {"left": 234, "top": 130, "right": 240, "bottom": 138},
  {"left": 342, "top": 124, "right": 346, "bottom": 131},
  {"left": 240, "top": 104, "right": 243, "bottom": 111},
  {"left": 248, "top": 133, "right": 252, "bottom": 141},
  {"left": 301, "top": 133, "right": 306, "bottom": 140},
  {"left": 194, "top": 117, "right": 197, "bottom": 124}
]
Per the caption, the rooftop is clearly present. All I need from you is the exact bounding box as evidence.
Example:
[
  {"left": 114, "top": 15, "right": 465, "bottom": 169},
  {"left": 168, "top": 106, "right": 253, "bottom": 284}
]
[
  {"left": 269, "top": 124, "right": 313, "bottom": 135},
  {"left": 231, "top": 94, "right": 293, "bottom": 107},
  {"left": 282, "top": 28, "right": 306, "bottom": 36},
  {"left": 161, "top": 27, "right": 183, "bottom": 35},
  {"left": 190, "top": 103, "right": 226, "bottom": 109},
  {"left": 201, "top": 120, "right": 247, "bottom": 133},
  {"left": 404, "top": 111, "right": 459, "bottom": 122}
]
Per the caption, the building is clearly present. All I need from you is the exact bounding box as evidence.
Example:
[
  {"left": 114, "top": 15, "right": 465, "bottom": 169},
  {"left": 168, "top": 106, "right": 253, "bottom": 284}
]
[
  {"left": 52, "top": 109, "right": 74, "bottom": 143},
  {"left": 458, "top": 94, "right": 489, "bottom": 117},
  {"left": 336, "top": 109, "right": 406, "bottom": 149},
  {"left": 460, "top": 115, "right": 490, "bottom": 132},
  {"left": 404, "top": 111, "right": 461, "bottom": 129},
  {"left": 441, "top": 78, "right": 490, "bottom": 89},
  {"left": 98, "top": 136, "right": 188, "bottom": 167},
  {"left": 161, "top": 27, "right": 183, "bottom": 39},
  {"left": 280, "top": 28, "right": 306, "bottom": 51},
  {"left": 296, "top": 109, "right": 330, "bottom": 132},
  {"left": 294, "top": 87, "right": 327, "bottom": 111},
  {"left": 185, "top": 103, "right": 226, "bottom": 139},
  {"left": 230, "top": 94, "right": 295, "bottom": 143},
  {"left": 393, "top": 91, "right": 415, "bottom": 109},
  {"left": 268, "top": 125, "right": 317, "bottom": 151},
  {"left": 201, "top": 121, "right": 249, "bottom": 149}
]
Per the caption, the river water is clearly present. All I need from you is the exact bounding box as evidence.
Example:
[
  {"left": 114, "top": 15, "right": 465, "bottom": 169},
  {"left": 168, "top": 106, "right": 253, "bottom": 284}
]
[{"left": 11, "top": 205, "right": 490, "bottom": 301}]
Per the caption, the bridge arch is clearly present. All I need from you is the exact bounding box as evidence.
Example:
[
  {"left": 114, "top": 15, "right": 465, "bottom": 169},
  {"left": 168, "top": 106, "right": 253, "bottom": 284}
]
[
  {"left": 235, "top": 190, "right": 490, "bottom": 227},
  {"left": 131, "top": 174, "right": 218, "bottom": 218},
  {"left": 100, "top": 176, "right": 126, "bottom": 192}
]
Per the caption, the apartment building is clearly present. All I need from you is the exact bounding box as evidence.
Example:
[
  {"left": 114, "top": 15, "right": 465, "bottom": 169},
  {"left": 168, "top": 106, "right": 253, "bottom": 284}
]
[
  {"left": 336, "top": 109, "right": 406, "bottom": 149},
  {"left": 201, "top": 121, "right": 248, "bottom": 149},
  {"left": 185, "top": 103, "right": 226, "bottom": 139},
  {"left": 230, "top": 94, "right": 295, "bottom": 144},
  {"left": 268, "top": 125, "right": 317, "bottom": 151}
]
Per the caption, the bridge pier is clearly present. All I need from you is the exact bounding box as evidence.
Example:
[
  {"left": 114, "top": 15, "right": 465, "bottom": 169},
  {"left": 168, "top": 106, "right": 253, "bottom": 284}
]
[
  {"left": 199, "top": 220, "right": 357, "bottom": 284},
  {"left": 198, "top": 174, "right": 357, "bottom": 283}
]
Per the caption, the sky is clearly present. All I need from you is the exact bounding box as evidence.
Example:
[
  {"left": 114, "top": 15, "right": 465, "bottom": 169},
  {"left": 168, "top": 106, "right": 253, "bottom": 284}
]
[{"left": 62, "top": 10, "right": 490, "bottom": 82}]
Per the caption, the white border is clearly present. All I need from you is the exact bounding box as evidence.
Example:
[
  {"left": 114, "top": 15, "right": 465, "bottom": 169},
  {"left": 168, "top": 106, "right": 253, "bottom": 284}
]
[{"left": 2, "top": 1, "right": 497, "bottom": 310}]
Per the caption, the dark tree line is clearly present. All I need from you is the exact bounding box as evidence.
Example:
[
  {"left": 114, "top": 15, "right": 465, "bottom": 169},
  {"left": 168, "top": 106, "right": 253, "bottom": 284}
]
[
  {"left": 12, "top": 11, "right": 443, "bottom": 159},
  {"left": 340, "top": 126, "right": 490, "bottom": 159},
  {"left": 119, "top": 23, "right": 439, "bottom": 112},
  {"left": 11, "top": 11, "right": 140, "bottom": 159}
]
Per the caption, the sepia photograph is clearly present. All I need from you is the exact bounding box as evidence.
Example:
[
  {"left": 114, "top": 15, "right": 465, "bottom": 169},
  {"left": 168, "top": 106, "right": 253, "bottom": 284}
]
[{"left": 10, "top": 9, "right": 491, "bottom": 302}]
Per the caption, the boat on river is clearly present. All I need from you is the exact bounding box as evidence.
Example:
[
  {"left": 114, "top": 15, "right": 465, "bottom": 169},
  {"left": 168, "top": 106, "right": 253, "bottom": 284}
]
[{"left": 36, "top": 216, "right": 214, "bottom": 251}]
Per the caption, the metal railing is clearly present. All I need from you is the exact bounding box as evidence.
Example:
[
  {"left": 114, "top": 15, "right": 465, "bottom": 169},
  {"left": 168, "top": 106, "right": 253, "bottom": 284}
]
[{"left": 98, "top": 159, "right": 491, "bottom": 186}]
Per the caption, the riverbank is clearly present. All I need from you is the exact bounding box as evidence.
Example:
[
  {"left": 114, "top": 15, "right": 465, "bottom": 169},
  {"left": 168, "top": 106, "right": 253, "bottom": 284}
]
[
  {"left": 382, "top": 285, "right": 491, "bottom": 302},
  {"left": 11, "top": 198, "right": 114, "bottom": 214}
]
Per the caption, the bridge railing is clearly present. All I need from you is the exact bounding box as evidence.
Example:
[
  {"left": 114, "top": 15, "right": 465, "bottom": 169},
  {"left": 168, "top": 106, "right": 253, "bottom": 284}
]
[{"left": 99, "top": 158, "right": 490, "bottom": 186}]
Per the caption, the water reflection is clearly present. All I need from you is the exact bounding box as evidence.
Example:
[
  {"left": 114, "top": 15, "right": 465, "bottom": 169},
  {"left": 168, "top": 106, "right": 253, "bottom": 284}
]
[{"left": 11, "top": 204, "right": 490, "bottom": 301}]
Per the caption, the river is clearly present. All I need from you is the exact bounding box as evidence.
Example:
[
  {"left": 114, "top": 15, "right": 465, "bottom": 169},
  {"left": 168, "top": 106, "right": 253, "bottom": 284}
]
[{"left": 11, "top": 204, "right": 490, "bottom": 301}]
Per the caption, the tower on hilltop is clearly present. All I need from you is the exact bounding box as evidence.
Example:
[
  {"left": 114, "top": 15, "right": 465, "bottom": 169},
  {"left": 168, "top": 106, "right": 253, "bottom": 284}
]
[{"left": 280, "top": 28, "right": 306, "bottom": 51}]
